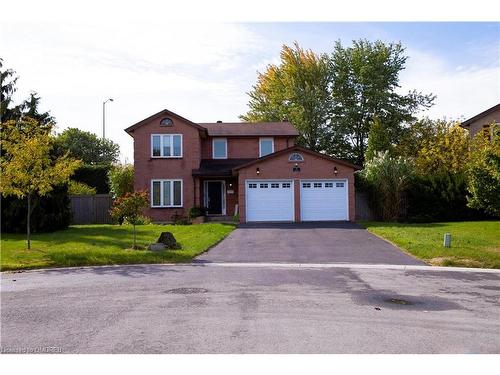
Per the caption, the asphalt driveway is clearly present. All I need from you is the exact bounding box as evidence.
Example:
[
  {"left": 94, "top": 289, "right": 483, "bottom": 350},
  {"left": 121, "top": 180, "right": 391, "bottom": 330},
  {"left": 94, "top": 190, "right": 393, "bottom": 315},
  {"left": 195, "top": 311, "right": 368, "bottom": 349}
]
[{"left": 197, "top": 222, "right": 425, "bottom": 265}]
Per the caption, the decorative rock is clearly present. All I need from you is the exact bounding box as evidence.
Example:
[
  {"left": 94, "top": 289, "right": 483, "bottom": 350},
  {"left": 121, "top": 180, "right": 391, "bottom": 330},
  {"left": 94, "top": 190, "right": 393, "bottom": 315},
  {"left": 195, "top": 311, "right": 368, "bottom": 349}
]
[
  {"left": 147, "top": 243, "right": 166, "bottom": 251},
  {"left": 157, "top": 232, "right": 182, "bottom": 249}
]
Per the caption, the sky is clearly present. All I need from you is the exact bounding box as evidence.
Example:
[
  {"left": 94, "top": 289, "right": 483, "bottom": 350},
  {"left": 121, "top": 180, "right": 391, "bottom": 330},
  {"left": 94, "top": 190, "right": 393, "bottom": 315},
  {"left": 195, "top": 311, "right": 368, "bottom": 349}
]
[{"left": 1, "top": 4, "right": 499, "bottom": 162}]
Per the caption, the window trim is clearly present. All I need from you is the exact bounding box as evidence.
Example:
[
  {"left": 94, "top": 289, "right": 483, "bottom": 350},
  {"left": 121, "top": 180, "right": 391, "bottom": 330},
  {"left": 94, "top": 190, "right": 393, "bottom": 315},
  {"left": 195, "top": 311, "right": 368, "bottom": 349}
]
[
  {"left": 150, "top": 179, "right": 183, "bottom": 208},
  {"left": 212, "top": 138, "right": 228, "bottom": 159},
  {"left": 259, "top": 137, "right": 274, "bottom": 157},
  {"left": 151, "top": 134, "right": 183, "bottom": 158}
]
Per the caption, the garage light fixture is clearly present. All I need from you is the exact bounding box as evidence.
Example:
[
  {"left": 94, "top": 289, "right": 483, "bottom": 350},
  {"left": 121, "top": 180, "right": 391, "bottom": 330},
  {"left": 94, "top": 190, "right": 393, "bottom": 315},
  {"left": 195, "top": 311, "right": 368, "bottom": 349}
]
[
  {"left": 256, "top": 167, "right": 260, "bottom": 175},
  {"left": 333, "top": 167, "right": 338, "bottom": 176},
  {"left": 293, "top": 163, "right": 300, "bottom": 172}
]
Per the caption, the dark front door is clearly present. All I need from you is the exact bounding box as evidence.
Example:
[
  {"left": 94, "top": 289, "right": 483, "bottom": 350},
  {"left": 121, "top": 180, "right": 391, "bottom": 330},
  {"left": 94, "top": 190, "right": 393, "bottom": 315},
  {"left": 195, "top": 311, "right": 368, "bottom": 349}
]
[{"left": 206, "top": 181, "right": 223, "bottom": 215}]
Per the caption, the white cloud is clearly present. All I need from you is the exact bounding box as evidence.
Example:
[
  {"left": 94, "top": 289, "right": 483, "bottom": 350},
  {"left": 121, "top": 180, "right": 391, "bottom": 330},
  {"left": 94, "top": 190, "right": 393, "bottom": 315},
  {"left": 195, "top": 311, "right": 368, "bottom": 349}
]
[{"left": 399, "top": 48, "right": 500, "bottom": 122}]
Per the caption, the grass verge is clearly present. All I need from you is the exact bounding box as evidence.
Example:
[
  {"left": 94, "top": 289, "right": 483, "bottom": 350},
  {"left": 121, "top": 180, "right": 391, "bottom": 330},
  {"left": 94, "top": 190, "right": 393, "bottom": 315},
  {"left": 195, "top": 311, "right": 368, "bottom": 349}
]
[
  {"left": 1, "top": 223, "right": 235, "bottom": 271},
  {"left": 360, "top": 221, "right": 500, "bottom": 269}
]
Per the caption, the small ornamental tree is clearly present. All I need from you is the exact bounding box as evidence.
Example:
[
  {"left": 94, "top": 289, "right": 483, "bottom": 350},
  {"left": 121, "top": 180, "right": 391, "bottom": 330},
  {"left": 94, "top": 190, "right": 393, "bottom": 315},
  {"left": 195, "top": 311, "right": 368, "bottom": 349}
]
[
  {"left": 109, "top": 191, "right": 149, "bottom": 249},
  {"left": 0, "top": 117, "right": 81, "bottom": 249}
]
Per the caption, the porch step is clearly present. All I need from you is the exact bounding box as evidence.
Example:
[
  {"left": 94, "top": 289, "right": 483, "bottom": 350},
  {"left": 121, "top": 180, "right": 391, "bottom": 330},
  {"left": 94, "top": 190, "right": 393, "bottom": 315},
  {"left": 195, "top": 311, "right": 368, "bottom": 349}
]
[{"left": 205, "top": 215, "right": 234, "bottom": 222}]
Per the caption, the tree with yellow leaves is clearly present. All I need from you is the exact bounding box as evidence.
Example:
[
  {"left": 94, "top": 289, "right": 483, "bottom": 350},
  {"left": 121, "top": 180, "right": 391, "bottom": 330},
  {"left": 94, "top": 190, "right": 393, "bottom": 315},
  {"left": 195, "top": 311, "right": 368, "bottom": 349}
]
[
  {"left": 414, "top": 121, "right": 470, "bottom": 175},
  {"left": 0, "top": 117, "right": 81, "bottom": 249}
]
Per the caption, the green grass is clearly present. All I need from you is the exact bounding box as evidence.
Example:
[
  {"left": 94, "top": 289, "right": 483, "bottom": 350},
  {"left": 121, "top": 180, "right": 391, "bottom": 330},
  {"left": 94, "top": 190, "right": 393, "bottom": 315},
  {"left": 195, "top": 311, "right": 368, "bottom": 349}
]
[
  {"left": 0, "top": 223, "right": 235, "bottom": 271},
  {"left": 360, "top": 221, "right": 500, "bottom": 269}
]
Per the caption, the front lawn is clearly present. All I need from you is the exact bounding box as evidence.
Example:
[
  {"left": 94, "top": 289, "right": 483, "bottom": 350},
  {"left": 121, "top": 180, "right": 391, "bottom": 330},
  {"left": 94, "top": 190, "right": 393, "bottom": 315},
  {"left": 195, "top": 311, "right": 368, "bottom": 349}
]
[
  {"left": 1, "top": 223, "right": 235, "bottom": 271},
  {"left": 361, "top": 221, "right": 500, "bottom": 269}
]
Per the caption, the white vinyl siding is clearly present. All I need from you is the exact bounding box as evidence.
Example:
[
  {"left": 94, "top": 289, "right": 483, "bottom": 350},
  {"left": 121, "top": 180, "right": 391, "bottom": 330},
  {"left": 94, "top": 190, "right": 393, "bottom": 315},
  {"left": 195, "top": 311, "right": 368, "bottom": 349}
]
[
  {"left": 212, "top": 138, "right": 227, "bottom": 159},
  {"left": 151, "top": 179, "right": 183, "bottom": 207},
  {"left": 151, "top": 134, "right": 182, "bottom": 158},
  {"left": 300, "top": 179, "right": 348, "bottom": 221},
  {"left": 259, "top": 137, "right": 274, "bottom": 157}
]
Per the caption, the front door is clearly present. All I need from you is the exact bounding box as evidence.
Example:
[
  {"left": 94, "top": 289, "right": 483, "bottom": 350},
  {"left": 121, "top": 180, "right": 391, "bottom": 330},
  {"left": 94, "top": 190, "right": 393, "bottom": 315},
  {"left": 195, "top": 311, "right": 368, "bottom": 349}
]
[{"left": 206, "top": 181, "right": 224, "bottom": 215}]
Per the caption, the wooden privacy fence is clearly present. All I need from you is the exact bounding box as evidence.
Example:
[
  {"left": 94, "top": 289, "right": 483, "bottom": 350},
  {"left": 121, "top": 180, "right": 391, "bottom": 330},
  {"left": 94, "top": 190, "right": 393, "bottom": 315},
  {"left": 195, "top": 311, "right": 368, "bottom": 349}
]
[
  {"left": 70, "top": 194, "right": 114, "bottom": 224},
  {"left": 355, "top": 191, "right": 376, "bottom": 221}
]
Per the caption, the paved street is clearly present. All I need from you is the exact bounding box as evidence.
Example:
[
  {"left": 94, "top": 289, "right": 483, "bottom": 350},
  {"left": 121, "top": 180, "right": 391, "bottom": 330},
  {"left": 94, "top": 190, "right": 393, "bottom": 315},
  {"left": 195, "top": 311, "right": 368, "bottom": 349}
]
[
  {"left": 197, "top": 222, "right": 425, "bottom": 265},
  {"left": 1, "top": 263, "right": 499, "bottom": 353}
]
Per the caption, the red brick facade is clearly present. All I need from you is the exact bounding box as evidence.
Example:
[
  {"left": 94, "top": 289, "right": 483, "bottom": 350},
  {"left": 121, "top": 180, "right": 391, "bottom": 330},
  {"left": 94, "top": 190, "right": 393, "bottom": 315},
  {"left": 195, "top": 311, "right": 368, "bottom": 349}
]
[{"left": 127, "top": 109, "right": 357, "bottom": 223}]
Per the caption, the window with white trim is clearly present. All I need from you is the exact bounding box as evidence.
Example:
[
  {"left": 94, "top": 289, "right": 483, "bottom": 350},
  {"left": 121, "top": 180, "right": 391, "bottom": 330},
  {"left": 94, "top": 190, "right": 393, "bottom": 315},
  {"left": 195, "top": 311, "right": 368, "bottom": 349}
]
[
  {"left": 325, "top": 182, "right": 334, "bottom": 188},
  {"left": 151, "top": 134, "right": 182, "bottom": 157},
  {"left": 260, "top": 183, "right": 268, "bottom": 188},
  {"left": 151, "top": 179, "right": 183, "bottom": 207},
  {"left": 282, "top": 183, "right": 291, "bottom": 188},
  {"left": 271, "top": 183, "right": 279, "bottom": 188},
  {"left": 259, "top": 137, "right": 274, "bottom": 157},
  {"left": 302, "top": 182, "right": 311, "bottom": 188},
  {"left": 213, "top": 138, "right": 227, "bottom": 159},
  {"left": 336, "top": 182, "right": 345, "bottom": 188},
  {"left": 314, "top": 182, "right": 322, "bottom": 188}
]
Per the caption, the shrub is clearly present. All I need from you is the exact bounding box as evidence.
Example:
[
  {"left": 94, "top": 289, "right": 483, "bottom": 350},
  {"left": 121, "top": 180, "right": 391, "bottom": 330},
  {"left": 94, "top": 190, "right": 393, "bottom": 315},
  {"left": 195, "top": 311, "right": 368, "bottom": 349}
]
[
  {"left": 466, "top": 133, "right": 500, "bottom": 216},
  {"left": 188, "top": 206, "right": 207, "bottom": 218},
  {"left": 362, "top": 151, "right": 414, "bottom": 221},
  {"left": 108, "top": 164, "right": 134, "bottom": 198},
  {"left": 72, "top": 165, "right": 112, "bottom": 194},
  {"left": 172, "top": 213, "right": 191, "bottom": 225},
  {"left": 1, "top": 184, "right": 72, "bottom": 233},
  {"left": 406, "top": 172, "right": 486, "bottom": 222},
  {"left": 68, "top": 181, "right": 96, "bottom": 195}
]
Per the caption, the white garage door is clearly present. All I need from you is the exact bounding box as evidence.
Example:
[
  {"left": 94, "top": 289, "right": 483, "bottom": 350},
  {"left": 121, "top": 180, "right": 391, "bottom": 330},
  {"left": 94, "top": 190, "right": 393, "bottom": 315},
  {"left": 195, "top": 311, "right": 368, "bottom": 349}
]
[
  {"left": 246, "top": 180, "right": 294, "bottom": 222},
  {"left": 300, "top": 179, "right": 348, "bottom": 221}
]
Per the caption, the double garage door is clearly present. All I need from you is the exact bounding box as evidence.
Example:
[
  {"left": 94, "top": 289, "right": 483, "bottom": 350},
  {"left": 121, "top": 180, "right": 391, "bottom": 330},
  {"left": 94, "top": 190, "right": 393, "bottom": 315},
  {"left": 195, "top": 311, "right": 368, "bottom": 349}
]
[{"left": 245, "top": 179, "right": 348, "bottom": 222}]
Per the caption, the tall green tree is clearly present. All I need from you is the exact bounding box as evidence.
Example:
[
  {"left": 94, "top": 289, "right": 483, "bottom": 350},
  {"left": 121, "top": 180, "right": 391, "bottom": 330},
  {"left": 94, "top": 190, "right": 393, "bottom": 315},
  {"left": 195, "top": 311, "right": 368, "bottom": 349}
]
[
  {"left": 329, "top": 40, "right": 435, "bottom": 165},
  {"left": 241, "top": 43, "right": 332, "bottom": 151},
  {"left": 0, "top": 58, "right": 19, "bottom": 122},
  {"left": 365, "top": 117, "right": 392, "bottom": 162},
  {"left": 55, "top": 127, "right": 120, "bottom": 165},
  {"left": 0, "top": 117, "right": 81, "bottom": 249}
]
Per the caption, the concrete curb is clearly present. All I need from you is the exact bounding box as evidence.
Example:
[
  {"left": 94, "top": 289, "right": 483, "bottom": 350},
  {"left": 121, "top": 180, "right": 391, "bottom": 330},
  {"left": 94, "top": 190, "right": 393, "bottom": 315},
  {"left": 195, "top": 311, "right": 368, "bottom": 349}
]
[
  {"left": 195, "top": 262, "right": 500, "bottom": 273},
  {"left": 2, "top": 261, "right": 500, "bottom": 274}
]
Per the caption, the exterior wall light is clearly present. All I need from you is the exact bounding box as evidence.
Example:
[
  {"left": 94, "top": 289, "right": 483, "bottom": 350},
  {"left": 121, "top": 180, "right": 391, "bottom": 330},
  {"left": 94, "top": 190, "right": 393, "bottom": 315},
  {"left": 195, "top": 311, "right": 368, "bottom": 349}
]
[
  {"left": 293, "top": 163, "right": 301, "bottom": 172},
  {"left": 333, "top": 166, "right": 338, "bottom": 176},
  {"left": 256, "top": 167, "right": 260, "bottom": 175}
]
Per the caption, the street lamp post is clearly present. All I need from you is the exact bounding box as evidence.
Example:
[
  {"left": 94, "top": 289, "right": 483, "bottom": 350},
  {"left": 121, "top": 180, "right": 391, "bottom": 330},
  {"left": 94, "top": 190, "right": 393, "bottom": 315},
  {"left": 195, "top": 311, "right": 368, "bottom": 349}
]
[{"left": 102, "top": 98, "right": 114, "bottom": 139}]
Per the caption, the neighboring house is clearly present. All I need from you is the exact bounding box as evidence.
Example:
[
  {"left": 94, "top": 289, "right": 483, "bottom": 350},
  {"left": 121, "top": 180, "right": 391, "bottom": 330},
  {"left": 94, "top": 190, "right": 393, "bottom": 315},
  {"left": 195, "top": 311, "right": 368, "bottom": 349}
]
[
  {"left": 461, "top": 103, "right": 500, "bottom": 140},
  {"left": 125, "top": 109, "right": 359, "bottom": 223}
]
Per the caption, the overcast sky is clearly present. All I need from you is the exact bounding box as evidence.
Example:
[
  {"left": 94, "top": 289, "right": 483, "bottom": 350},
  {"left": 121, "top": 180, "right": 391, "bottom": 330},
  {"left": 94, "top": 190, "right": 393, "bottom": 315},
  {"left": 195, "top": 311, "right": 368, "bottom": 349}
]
[{"left": 1, "top": 3, "right": 499, "bottom": 162}]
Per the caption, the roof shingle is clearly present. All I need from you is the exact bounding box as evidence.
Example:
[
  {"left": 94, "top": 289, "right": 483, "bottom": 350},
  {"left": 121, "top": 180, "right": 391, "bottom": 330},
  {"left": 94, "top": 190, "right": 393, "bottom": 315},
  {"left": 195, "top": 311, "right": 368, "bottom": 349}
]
[{"left": 199, "top": 122, "right": 299, "bottom": 137}]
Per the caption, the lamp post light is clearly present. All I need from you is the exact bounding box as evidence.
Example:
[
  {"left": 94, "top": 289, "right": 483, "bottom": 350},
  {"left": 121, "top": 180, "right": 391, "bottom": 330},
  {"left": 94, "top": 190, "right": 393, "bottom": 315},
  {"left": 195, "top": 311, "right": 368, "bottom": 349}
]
[{"left": 102, "top": 98, "right": 114, "bottom": 139}]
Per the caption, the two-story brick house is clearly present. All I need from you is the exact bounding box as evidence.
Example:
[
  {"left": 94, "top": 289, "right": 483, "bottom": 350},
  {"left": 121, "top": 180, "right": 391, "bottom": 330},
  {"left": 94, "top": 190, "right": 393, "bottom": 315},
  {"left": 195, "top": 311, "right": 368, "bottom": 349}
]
[{"left": 125, "top": 109, "right": 359, "bottom": 223}]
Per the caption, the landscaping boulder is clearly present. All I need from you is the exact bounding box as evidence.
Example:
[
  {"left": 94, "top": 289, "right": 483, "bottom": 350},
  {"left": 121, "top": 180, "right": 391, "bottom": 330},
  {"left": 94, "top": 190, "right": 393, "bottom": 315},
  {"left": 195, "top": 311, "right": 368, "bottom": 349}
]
[{"left": 157, "top": 231, "right": 182, "bottom": 249}]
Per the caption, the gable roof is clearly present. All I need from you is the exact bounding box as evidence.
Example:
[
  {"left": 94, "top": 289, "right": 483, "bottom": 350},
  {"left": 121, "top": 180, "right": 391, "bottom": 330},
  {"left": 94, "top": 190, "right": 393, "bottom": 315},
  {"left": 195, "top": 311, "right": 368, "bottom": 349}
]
[
  {"left": 461, "top": 103, "right": 500, "bottom": 128},
  {"left": 232, "top": 145, "right": 361, "bottom": 171},
  {"left": 125, "top": 109, "right": 207, "bottom": 135},
  {"left": 199, "top": 122, "right": 299, "bottom": 137}
]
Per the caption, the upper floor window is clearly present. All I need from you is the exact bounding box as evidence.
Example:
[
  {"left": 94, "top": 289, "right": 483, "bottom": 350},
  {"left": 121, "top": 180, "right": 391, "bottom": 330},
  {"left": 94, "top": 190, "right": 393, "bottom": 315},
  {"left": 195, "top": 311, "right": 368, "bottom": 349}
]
[
  {"left": 160, "top": 118, "right": 173, "bottom": 126},
  {"left": 213, "top": 138, "right": 227, "bottom": 159},
  {"left": 151, "top": 134, "right": 182, "bottom": 158},
  {"left": 259, "top": 137, "right": 274, "bottom": 157}
]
